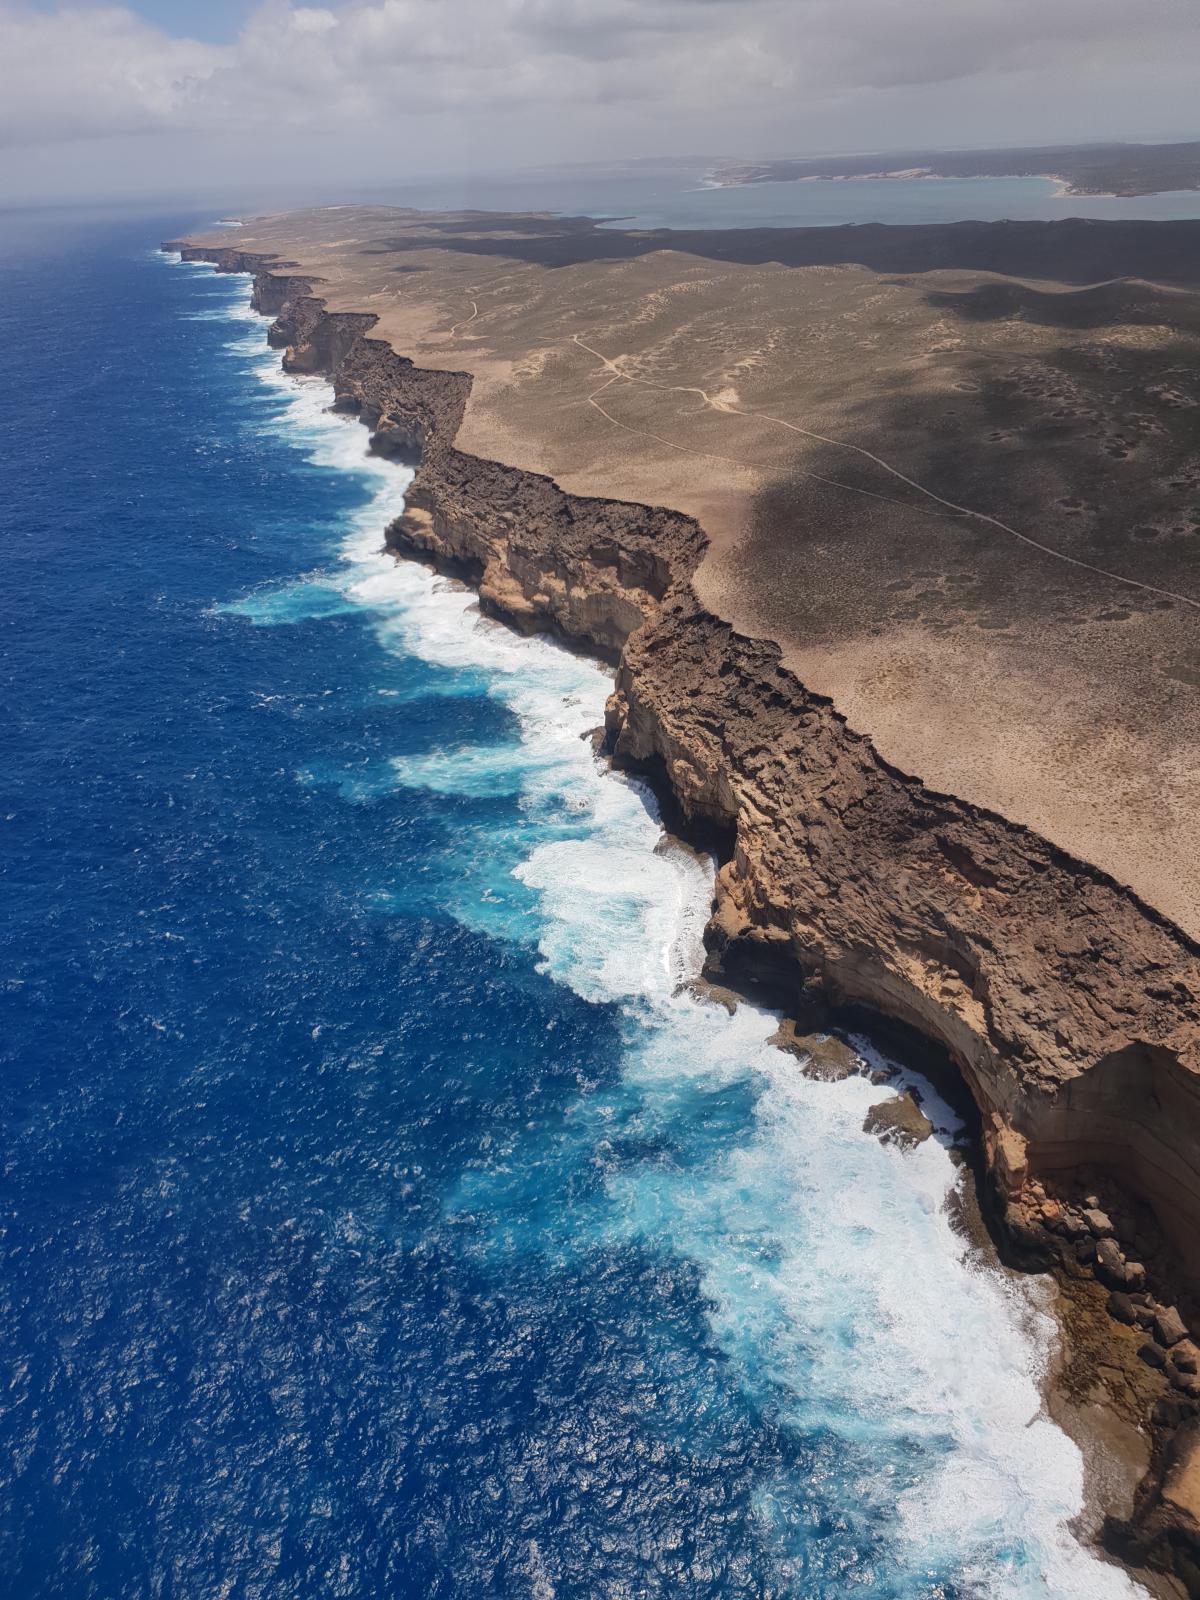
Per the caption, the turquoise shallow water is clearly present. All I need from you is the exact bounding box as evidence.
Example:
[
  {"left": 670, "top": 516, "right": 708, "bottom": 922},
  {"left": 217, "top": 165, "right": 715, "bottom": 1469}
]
[
  {"left": 0, "top": 213, "right": 1152, "bottom": 1597},
  {"left": 367, "top": 165, "right": 1200, "bottom": 228}
]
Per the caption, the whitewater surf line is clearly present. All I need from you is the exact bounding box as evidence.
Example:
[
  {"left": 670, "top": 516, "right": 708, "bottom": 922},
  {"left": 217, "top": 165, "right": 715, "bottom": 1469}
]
[{"left": 169, "top": 253, "right": 1149, "bottom": 1598}]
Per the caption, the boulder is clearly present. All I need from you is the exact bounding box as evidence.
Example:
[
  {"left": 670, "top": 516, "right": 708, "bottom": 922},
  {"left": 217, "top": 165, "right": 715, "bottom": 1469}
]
[
  {"left": 1038, "top": 1197, "right": 1065, "bottom": 1230},
  {"left": 1123, "top": 1259, "right": 1147, "bottom": 1291},
  {"left": 1095, "top": 1237, "right": 1126, "bottom": 1285},
  {"left": 1173, "top": 1341, "right": 1200, "bottom": 1376},
  {"left": 985, "top": 1115, "right": 1028, "bottom": 1197},
  {"left": 1156, "top": 1307, "right": 1190, "bottom": 1348},
  {"left": 776, "top": 1028, "right": 861, "bottom": 1081},
  {"left": 862, "top": 1093, "right": 934, "bottom": 1149},
  {"left": 1108, "top": 1291, "right": 1138, "bottom": 1325},
  {"left": 1083, "top": 1207, "right": 1114, "bottom": 1237},
  {"left": 1140, "top": 1341, "right": 1168, "bottom": 1369}
]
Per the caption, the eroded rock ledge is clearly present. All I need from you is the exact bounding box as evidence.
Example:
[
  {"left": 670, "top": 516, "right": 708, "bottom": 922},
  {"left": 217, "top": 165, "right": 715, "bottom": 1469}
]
[{"left": 170, "top": 240, "right": 1200, "bottom": 1590}]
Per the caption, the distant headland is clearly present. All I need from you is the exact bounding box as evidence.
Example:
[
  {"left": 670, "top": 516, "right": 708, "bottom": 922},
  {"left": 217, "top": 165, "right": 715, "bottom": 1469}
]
[{"left": 709, "top": 138, "right": 1200, "bottom": 197}]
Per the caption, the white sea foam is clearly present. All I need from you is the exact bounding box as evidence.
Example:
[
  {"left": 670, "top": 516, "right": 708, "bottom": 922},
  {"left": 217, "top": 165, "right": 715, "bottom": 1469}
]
[{"left": 179, "top": 257, "right": 1148, "bottom": 1598}]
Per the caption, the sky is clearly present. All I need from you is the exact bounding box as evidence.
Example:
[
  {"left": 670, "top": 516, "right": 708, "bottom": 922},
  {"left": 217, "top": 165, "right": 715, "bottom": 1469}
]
[{"left": 2, "top": 0, "right": 1199, "bottom": 206}]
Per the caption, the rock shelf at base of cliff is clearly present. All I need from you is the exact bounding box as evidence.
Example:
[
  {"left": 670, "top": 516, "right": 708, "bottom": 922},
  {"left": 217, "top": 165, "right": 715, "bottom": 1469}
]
[{"left": 168, "top": 234, "right": 1200, "bottom": 1596}]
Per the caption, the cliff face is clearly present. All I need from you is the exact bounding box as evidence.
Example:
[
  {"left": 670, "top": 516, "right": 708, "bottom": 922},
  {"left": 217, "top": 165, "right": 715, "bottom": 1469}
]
[
  {"left": 170, "top": 242, "right": 1200, "bottom": 1262},
  {"left": 168, "top": 240, "right": 1200, "bottom": 1583},
  {"left": 611, "top": 601, "right": 1200, "bottom": 1285}
]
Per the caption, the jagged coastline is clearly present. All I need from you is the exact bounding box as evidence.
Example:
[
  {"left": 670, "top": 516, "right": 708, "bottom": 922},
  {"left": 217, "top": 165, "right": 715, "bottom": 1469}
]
[{"left": 168, "top": 238, "right": 1200, "bottom": 1591}]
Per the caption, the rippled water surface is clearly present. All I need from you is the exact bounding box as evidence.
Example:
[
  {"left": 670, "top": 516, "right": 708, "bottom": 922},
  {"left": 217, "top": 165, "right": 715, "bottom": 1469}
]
[{"left": 0, "top": 214, "right": 1149, "bottom": 1597}]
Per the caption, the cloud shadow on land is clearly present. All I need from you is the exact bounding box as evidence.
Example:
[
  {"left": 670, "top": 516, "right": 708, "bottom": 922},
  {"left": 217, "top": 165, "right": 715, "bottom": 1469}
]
[
  {"left": 734, "top": 323, "right": 1200, "bottom": 656},
  {"left": 363, "top": 215, "right": 1200, "bottom": 287}
]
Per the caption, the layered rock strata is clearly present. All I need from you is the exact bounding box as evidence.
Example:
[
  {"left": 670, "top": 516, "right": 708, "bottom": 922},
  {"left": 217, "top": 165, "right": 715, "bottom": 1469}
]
[{"left": 170, "top": 239, "right": 1200, "bottom": 1589}]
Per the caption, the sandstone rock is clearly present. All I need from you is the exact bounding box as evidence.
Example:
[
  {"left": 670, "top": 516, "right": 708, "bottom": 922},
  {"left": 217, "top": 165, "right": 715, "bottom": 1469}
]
[
  {"left": 985, "top": 1118, "right": 1028, "bottom": 1199},
  {"left": 774, "top": 1028, "right": 860, "bottom": 1081},
  {"left": 1089, "top": 1238, "right": 1145, "bottom": 1291},
  {"left": 687, "top": 978, "right": 742, "bottom": 1014},
  {"left": 1136, "top": 1303, "right": 1159, "bottom": 1329},
  {"left": 1108, "top": 1291, "right": 1138, "bottom": 1325},
  {"left": 1083, "top": 1207, "right": 1114, "bottom": 1237},
  {"left": 1059, "top": 1209, "right": 1088, "bottom": 1240},
  {"left": 1140, "top": 1340, "right": 1168, "bottom": 1369},
  {"left": 1095, "top": 1236, "right": 1127, "bottom": 1284},
  {"left": 1174, "top": 1341, "right": 1200, "bottom": 1376},
  {"left": 1157, "top": 1307, "right": 1190, "bottom": 1347},
  {"left": 1162, "top": 1418, "right": 1200, "bottom": 1529},
  {"left": 863, "top": 1093, "right": 934, "bottom": 1149},
  {"left": 1038, "top": 1197, "right": 1065, "bottom": 1230},
  {"left": 1006, "top": 1209, "right": 1055, "bottom": 1257}
]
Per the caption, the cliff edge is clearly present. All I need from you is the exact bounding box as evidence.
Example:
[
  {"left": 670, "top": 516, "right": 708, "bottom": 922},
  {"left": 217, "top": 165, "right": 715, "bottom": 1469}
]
[{"left": 169, "top": 234, "right": 1200, "bottom": 1593}]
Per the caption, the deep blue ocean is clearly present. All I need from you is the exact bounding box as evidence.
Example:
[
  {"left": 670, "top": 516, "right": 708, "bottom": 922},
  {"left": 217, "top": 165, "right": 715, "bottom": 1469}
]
[{"left": 0, "top": 211, "right": 1150, "bottom": 1599}]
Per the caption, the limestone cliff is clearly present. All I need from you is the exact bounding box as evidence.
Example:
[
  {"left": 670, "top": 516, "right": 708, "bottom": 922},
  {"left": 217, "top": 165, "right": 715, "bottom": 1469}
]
[{"left": 167, "top": 239, "right": 1200, "bottom": 1587}]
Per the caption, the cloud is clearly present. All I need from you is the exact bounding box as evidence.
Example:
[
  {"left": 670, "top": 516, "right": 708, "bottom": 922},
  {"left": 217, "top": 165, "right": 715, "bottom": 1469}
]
[
  {"left": 0, "top": 5, "right": 220, "bottom": 146},
  {"left": 801, "top": 0, "right": 1200, "bottom": 91},
  {"left": 0, "top": 0, "right": 1197, "bottom": 199},
  {"left": 291, "top": 6, "right": 336, "bottom": 32}
]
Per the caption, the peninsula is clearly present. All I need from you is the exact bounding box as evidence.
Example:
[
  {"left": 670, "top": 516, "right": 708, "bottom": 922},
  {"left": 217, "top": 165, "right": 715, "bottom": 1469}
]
[
  {"left": 172, "top": 206, "right": 1200, "bottom": 1592},
  {"left": 711, "top": 140, "right": 1200, "bottom": 197}
]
